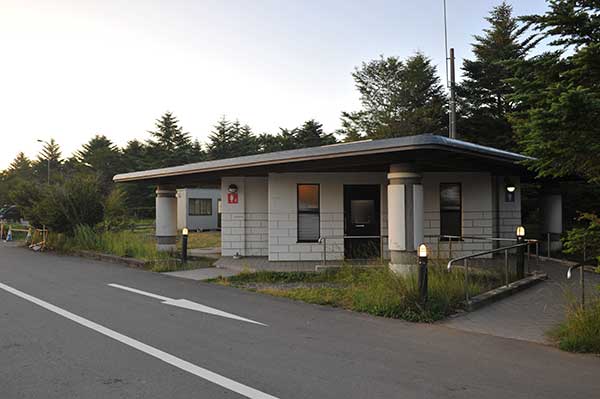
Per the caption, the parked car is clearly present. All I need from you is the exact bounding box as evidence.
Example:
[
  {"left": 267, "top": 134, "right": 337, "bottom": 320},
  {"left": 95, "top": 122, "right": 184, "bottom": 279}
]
[{"left": 0, "top": 205, "right": 22, "bottom": 222}]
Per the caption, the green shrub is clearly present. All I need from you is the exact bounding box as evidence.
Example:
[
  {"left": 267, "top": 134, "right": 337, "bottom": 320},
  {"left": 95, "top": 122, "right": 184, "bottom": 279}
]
[
  {"left": 563, "top": 213, "right": 600, "bottom": 264},
  {"left": 550, "top": 298, "right": 600, "bottom": 353}
]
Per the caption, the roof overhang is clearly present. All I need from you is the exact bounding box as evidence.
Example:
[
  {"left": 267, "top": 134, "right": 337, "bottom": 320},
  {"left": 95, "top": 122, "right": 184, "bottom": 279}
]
[{"left": 113, "top": 134, "right": 534, "bottom": 186}]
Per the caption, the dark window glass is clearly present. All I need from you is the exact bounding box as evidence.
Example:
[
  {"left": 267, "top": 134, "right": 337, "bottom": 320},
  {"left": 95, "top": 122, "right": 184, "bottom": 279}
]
[
  {"left": 189, "top": 198, "right": 212, "bottom": 216},
  {"left": 440, "top": 183, "right": 461, "bottom": 237},
  {"left": 351, "top": 200, "right": 374, "bottom": 225},
  {"left": 298, "top": 184, "right": 320, "bottom": 242}
]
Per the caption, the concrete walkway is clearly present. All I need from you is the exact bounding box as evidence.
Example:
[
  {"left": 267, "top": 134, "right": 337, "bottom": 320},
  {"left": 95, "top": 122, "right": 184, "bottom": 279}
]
[
  {"left": 442, "top": 258, "right": 600, "bottom": 344},
  {"left": 162, "top": 267, "right": 238, "bottom": 281}
]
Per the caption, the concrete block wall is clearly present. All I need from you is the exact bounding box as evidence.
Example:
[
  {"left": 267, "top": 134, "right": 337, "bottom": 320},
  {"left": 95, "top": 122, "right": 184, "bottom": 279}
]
[
  {"left": 268, "top": 172, "right": 388, "bottom": 262},
  {"left": 494, "top": 176, "right": 522, "bottom": 240},
  {"left": 422, "top": 172, "right": 495, "bottom": 259},
  {"left": 221, "top": 177, "right": 269, "bottom": 257}
]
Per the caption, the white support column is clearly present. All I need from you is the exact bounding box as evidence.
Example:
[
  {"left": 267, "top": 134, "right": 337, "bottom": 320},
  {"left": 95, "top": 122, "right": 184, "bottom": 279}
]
[
  {"left": 387, "top": 164, "right": 424, "bottom": 274},
  {"left": 156, "top": 185, "right": 177, "bottom": 252}
]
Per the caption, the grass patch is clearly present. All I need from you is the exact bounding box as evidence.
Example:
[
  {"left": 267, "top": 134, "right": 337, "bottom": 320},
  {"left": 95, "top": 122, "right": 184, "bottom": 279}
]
[
  {"left": 211, "top": 264, "right": 502, "bottom": 322},
  {"left": 549, "top": 298, "right": 600, "bottom": 353},
  {"left": 48, "top": 225, "right": 170, "bottom": 261},
  {"left": 184, "top": 231, "right": 221, "bottom": 249}
]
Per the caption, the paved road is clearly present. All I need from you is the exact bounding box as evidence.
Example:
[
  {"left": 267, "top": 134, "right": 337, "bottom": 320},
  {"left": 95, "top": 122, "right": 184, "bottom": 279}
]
[{"left": 1, "top": 244, "right": 599, "bottom": 398}]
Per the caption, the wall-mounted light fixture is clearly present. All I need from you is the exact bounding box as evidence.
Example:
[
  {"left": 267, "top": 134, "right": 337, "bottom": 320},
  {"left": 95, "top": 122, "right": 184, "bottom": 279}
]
[
  {"left": 505, "top": 179, "right": 516, "bottom": 202},
  {"left": 228, "top": 184, "right": 238, "bottom": 193}
]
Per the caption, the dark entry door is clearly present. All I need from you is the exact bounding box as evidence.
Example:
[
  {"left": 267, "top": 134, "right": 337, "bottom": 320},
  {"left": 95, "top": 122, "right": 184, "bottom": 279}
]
[{"left": 344, "top": 185, "right": 381, "bottom": 259}]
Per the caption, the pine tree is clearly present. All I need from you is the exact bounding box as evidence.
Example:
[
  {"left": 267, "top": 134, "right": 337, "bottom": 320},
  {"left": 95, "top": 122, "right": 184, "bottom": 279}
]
[
  {"left": 147, "top": 112, "right": 196, "bottom": 167},
  {"left": 8, "top": 152, "right": 31, "bottom": 174},
  {"left": 207, "top": 117, "right": 235, "bottom": 160},
  {"left": 510, "top": 0, "right": 600, "bottom": 184},
  {"left": 74, "top": 135, "right": 123, "bottom": 194},
  {"left": 341, "top": 53, "right": 446, "bottom": 140},
  {"left": 295, "top": 120, "right": 336, "bottom": 148},
  {"left": 34, "top": 138, "right": 62, "bottom": 184},
  {"left": 458, "top": 2, "right": 531, "bottom": 150}
]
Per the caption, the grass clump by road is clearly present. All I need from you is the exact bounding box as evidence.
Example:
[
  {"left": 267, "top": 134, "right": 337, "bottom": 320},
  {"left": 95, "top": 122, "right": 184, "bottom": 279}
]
[
  {"left": 550, "top": 298, "right": 600, "bottom": 353},
  {"left": 47, "top": 225, "right": 215, "bottom": 272},
  {"left": 212, "top": 265, "right": 502, "bottom": 322},
  {"left": 48, "top": 224, "right": 167, "bottom": 261}
]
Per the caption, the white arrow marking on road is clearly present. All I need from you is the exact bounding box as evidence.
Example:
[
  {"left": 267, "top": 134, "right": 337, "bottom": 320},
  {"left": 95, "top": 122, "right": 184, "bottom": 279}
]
[
  {"left": 0, "top": 281, "right": 278, "bottom": 399},
  {"left": 108, "top": 283, "right": 267, "bottom": 327}
]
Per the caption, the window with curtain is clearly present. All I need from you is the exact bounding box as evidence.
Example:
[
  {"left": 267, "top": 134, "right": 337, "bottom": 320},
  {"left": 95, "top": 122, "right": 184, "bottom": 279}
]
[
  {"left": 440, "top": 183, "right": 461, "bottom": 237},
  {"left": 189, "top": 198, "right": 212, "bottom": 216},
  {"left": 297, "top": 184, "right": 320, "bottom": 242}
]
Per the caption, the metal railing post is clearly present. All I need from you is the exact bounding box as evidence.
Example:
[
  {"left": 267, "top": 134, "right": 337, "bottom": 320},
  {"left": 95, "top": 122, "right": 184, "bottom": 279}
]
[
  {"left": 464, "top": 258, "right": 469, "bottom": 302},
  {"left": 437, "top": 239, "right": 440, "bottom": 261},
  {"left": 527, "top": 242, "right": 530, "bottom": 275},
  {"left": 449, "top": 238, "right": 453, "bottom": 260},
  {"left": 567, "top": 264, "right": 586, "bottom": 308},
  {"left": 536, "top": 241, "right": 539, "bottom": 265},
  {"left": 319, "top": 237, "right": 327, "bottom": 266},
  {"left": 580, "top": 264, "right": 585, "bottom": 307},
  {"left": 504, "top": 249, "right": 509, "bottom": 286},
  {"left": 547, "top": 232, "right": 551, "bottom": 258}
]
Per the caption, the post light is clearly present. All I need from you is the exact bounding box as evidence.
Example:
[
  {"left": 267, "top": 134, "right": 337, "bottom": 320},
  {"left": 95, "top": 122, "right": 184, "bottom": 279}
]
[
  {"left": 417, "top": 243, "right": 428, "bottom": 304},
  {"left": 181, "top": 228, "right": 189, "bottom": 263},
  {"left": 516, "top": 225, "right": 525, "bottom": 279}
]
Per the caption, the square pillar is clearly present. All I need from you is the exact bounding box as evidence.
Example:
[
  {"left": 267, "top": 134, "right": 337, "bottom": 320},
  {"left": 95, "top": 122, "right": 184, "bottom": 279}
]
[
  {"left": 156, "top": 185, "right": 177, "bottom": 252},
  {"left": 387, "top": 164, "right": 424, "bottom": 274}
]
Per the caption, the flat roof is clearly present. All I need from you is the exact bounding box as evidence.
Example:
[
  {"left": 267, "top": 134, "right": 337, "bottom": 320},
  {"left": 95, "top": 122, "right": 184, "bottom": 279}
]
[{"left": 113, "top": 134, "right": 532, "bottom": 184}]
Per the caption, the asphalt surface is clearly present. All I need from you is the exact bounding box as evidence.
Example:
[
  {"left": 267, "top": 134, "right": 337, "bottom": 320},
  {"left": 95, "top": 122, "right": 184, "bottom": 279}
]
[{"left": 1, "top": 244, "right": 599, "bottom": 399}]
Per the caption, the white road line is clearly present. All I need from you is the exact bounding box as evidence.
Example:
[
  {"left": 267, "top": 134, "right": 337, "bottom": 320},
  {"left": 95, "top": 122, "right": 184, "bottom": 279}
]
[
  {"left": 108, "top": 283, "right": 170, "bottom": 301},
  {"left": 0, "top": 281, "right": 279, "bottom": 399},
  {"left": 108, "top": 283, "right": 267, "bottom": 327}
]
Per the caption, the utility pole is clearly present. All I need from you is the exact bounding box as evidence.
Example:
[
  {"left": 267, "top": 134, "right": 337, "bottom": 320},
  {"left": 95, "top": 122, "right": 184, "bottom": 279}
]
[{"left": 449, "top": 48, "right": 457, "bottom": 139}]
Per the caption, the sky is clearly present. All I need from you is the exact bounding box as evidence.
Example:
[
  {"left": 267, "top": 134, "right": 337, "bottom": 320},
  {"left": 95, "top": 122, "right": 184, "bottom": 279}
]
[{"left": 0, "top": 0, "right": 550, "bottom": 169}]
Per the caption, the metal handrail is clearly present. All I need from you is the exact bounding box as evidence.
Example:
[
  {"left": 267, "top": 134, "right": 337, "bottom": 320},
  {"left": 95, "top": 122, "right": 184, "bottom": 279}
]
[
  {"left": 566, "top": 262, "right": 596, "bottom": 307},
  {"left": 447, "top": 242, "right": 532, "bottom": 270},
  {"left": 447, "top": 240, "right": 535, "bottom": 303},
  {"left": 427, "top": 233, "right": 540, "bottom": 263}
]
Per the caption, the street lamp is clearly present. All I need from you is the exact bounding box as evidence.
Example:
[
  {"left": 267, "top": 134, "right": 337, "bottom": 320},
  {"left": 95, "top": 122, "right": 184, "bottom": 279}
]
[
  {"left": 417, "top": 243, "right": 428, "bottom": 304},
  {"left": 36, "top": 139, "right": 51, "bottom": 185}
]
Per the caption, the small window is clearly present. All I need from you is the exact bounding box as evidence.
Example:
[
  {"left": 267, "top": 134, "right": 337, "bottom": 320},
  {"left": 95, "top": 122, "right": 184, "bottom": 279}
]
[
  {"left": 297, "top": 184, "right": 320, "bottom": 242},
  {"left": 189, "top": 198, "right": 212, "bottom": 216},
  {"left": 440, "top": 183, "right": 461, "bottom": 237}
]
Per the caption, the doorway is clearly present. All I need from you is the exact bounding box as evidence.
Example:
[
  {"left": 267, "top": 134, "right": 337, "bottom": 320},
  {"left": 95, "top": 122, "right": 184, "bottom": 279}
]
[{"left": 344, "top": 185, "right": 381, "bottom": 259}]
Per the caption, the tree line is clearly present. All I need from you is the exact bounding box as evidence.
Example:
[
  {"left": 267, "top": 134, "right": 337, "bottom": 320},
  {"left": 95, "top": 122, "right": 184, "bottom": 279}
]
[{"left": 0, "top": 1, "right": 598, "bottom": 240}]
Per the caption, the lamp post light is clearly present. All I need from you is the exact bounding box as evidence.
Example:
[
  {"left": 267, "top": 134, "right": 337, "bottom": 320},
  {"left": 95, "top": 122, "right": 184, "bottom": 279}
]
[
  {"left": 417, "top": 243, "right": 428, "bottom": 304},
  {"left": 516, "top": 225, "right": 526, "bottom": 279},
  {"left": 181, "top": 228, "right": 189, "bottom": 264}
]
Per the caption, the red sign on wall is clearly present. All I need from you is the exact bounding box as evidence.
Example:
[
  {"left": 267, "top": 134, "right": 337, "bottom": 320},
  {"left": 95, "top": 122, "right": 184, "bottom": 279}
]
[{"left": 227, "top": 192, "right": 238, "bottom": 204}]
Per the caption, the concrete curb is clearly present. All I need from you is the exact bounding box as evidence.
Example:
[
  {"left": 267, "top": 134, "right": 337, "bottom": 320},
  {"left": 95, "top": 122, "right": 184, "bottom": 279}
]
[
  {"left": 71, "top": 250, "right": 148, "bottom": 269},
  {"left": 466, "top": 272, "right": 548, "bottom": 312}
]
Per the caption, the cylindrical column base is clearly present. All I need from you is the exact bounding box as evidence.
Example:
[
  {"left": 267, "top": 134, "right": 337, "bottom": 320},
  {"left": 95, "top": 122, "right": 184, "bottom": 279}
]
[
  {"left": 156, "top": 186, "right": 177, "bottom": 252},
  {"left": 389, "top": 250, "right": 418, "bottom": 275}
]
